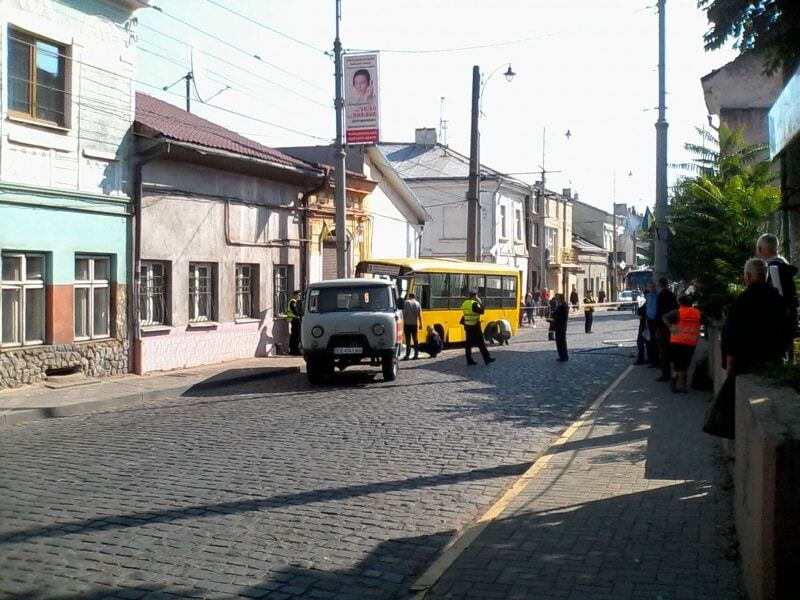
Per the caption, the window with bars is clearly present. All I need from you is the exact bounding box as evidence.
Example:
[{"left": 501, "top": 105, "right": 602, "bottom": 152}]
[
  {"left": 189, "top": 263, "right": 215, "bottom": 322},
  {"left": 75, "top": 256, "right": 111, "bottom": 340},
  {"left": 8, "top": 28, "right": 67, "bottom": 126},
  {"left": 235, "top": 264, "right": 257, "bottom": 318},
  {"left": 273, "top": 265, "right": 292, "bottom": 316},
  {"left": 139, "top": 261, "right": 168, "bottom": 326},
  {"left": 1, "top": 253, "right": 46, "bottom": 347}
]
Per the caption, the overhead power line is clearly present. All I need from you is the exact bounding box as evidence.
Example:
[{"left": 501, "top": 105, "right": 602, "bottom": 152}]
[
  {"left": 346, "top": 34, "right": 552, "bottom": 55},
  {"left": 200, "top": 0, "right": 328, "bottom": 55},
  {"left": 149, "top": 4, "right": 327, "bottom": 92}
]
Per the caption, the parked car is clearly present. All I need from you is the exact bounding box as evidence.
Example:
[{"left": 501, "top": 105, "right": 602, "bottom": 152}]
[
  {"left": 617, "top": 290, "right": 636, "bottom": 311},
  {"left": 301, "top": 279, "right": 403, "bottom": 384}
]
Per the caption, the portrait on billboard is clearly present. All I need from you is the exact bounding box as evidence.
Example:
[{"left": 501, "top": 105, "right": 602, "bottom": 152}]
[{"left": 344, "top": 53, "right": 380, "bottom": 144}]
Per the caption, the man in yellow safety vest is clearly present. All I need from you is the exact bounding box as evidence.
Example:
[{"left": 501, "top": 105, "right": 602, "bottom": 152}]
[
  {"left": 461, "top": 290, "right": 495, "bottom": 366},
  {"left": 286, "top": 289, "right": 303, "bottom": 356}
]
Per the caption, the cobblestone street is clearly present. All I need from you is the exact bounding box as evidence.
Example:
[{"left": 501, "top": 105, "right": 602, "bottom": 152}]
[{"left": 2, "top": 314, "right": 639, "bottom": 599}]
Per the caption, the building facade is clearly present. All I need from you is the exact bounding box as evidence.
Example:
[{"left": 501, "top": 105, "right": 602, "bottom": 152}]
[
  {"left": 378, "top": 130, "right": 535, "bottom": 292},
  {"left": 133, "top": 93, "right": 325, "bottom": 373},
  {"left": 0, "top": 0, "right": 145, "bottom": 389}
]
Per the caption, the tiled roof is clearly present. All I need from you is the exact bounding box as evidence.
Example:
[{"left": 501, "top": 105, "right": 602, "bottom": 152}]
[{"left": 135, "top": 92, "right": 316, "bottom": 171}]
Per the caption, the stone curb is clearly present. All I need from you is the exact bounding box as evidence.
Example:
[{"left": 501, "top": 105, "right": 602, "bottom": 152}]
[{"left": 0, "top": 366, "right": 300, "bottom": 428}]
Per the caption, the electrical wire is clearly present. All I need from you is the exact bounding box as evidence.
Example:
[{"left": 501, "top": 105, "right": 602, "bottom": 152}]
[
  {"left": 346, "top": 34, "right": 550, "bottom": 55},
  {"left": 148, "top": 4, "right": 327, "bottom": 92},
  {"left": 199, "top": 0, "right": 328, "bottom": 55}
]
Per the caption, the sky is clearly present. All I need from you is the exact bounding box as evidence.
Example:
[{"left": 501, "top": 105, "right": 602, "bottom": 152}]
[{"left": 134, "top": 0, "right": 740, "bottom": 214}]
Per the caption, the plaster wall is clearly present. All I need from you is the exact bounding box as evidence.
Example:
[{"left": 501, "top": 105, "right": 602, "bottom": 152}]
[{"left": 362, "top": 160, "right": 420, "bottom": 259}]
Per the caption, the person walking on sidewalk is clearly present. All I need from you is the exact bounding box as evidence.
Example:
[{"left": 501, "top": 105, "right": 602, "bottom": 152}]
[
  {"left": 634, "top": 300, "right": 649, "bottom": 365},
  {"left": 583, "top": 290, "right": 595, "bottom": 333},
  {"left": 461, "top": 290, "right": 495, "bottom": 366},
  {"left": 402, "top": 292, "right": 423, "bottom": 360},
  {"left": 654, "top": 277, "right": 678, "bottom": 382},
  {"left": 286, "top": 290, "right": 303, "bottom": 356},
  {"left": 663, "top": 295, "right": 701, "bottom": 392},
  {"left": 554, "top": 293, "right": 569, "bottom": 361}
]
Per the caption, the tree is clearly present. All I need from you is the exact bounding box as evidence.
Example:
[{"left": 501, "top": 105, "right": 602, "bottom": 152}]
[
  {"left": 699, "top": 0, "right": 800, "bottom": 75},
  {"left": 669, "top": 125, "right": 780, "bottom": 318}
]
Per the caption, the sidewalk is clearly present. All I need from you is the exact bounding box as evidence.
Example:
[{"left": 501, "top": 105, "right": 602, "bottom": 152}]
[
  {"left": 0, "top": 356, "right": 303, "bottom": 427},
  {"left": 413, "top": 355, "right": 744, "bottom": 599}
]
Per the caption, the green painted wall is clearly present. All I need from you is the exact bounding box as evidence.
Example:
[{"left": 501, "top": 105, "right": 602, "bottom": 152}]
[{"left": 0, "top": 203, "right": 129, "bottom": 283}]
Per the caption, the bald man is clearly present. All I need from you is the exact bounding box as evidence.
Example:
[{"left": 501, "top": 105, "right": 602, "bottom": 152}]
[
  {"left": 756, "top": 233, "right": 798, "bottom": 338},
  {"left": 721, "top": 258, "right": 790, "bottom": 377}
]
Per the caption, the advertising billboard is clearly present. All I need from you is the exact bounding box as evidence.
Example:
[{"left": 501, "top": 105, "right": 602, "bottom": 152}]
[{"left": 344, "top": 53, "right": 380, "bottom": 144}]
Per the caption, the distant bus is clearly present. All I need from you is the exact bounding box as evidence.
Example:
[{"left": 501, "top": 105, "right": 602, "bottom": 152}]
[
  {"left": 355, "top": 258, "right": 521, "bottom": 343},
  {"left": 625, "top": 268, "right": 655, "bottom": 292}
]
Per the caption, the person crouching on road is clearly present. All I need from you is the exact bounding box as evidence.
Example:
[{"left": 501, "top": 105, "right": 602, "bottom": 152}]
[
  {"left": 402, "top": 292, "right": 423, "bottom": 360},
  {"left": 287, "top": 289, "right": 303, "bottom": 356},
  {"left": 462, "top": 290, "right": 495, "bottom": 366},
  {"left": 485, "top": 319, "right": 511, "bottom": 345},
  {"left": 554, "top": 293, "right": 569, "bottom": 362},
  {"left": 663, "top": 295, "right": 701, "bottom": 393},
  {"left": 583, "top": 290, "right": 595, "bottom": 333},
  {"left": 418, "top": 325, "right": 443, "bottom": 358}
]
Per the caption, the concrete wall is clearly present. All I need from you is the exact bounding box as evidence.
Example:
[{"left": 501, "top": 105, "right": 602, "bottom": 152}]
[
  {"left": 735, "top": 375, "right": 800, "bottom": 600},
  {"left": 362, "top": 156, "right": 421, "bottom": 259},
  {"left": 138, "top": 161, "right": 304, "bottom": 372}
]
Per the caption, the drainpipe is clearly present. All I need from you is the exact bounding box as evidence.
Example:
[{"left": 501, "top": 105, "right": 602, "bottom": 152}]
[
  {"left": 299, "top": 170, "right": 329, "bottom": 288},
  {"left": 130, "top": 143, "right": 170, "bottom": 375}
]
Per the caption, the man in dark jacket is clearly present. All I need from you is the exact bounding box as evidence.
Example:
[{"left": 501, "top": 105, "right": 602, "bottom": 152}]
[
  {"left": 654, "top": 277, "right": 678, "bottom": 382},
  {"left": 722, "top": 258, "right": 791, "bottom": 376},
  {"left": 554, "top": 293, "right": 570, "bottom": 361},
  {"left": 756, "top": 234, "right": 798, "bottom": 340}
]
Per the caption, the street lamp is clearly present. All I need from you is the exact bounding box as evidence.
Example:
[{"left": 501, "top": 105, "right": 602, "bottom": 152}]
[{"left": 466, "top": 63, "right": 515, "bottom": 262}]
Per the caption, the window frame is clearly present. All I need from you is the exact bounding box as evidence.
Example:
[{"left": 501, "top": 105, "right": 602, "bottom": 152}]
[
  {"left": 7, "top": 27, "right": 68, "bottom": 127},
  {"left": 1, "top": 252, "right": 46, "bottom": 348},
  {"left": 515, "top": 208, "right": 523, "bottom": 241},
  {"left": 139, "top": 261, "right": 168, "bottom": 326},
  {"left": 235, "top": 263, "right": 258, "bottom": 319},
  {"left": 74, "top": 255, "right": 111, "bottom": 341},
  {"left": 189, "top": 262, "right": 216, "bottom": 323},
  {"left": 499, "top": 205, "right": 508, "bottom": 240},
  {"left": 273, "top": 264, "right": 292, "bottom": 316}
]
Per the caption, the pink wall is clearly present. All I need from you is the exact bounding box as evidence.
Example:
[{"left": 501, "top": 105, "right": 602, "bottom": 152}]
[{"left": 139, "top": 320, "right": 283, "bottom": 373}]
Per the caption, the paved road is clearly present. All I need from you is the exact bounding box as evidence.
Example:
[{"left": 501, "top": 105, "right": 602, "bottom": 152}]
[{"left": 1, "top": 313, "right": 638, "bottom": 600}]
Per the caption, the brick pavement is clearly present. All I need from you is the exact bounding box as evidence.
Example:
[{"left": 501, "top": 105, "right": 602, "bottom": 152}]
[
  {"left": 422, "top": 350, "right": 744, "bottom": 600},
  {"left": 0, "top": 313, "right": 642, "bottom": 599}
]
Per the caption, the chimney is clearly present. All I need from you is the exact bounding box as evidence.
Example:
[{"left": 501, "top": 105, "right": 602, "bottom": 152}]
[
  {"left": 573, "top": 192, "right": 579, "bottom": 201},
  {"left": 415, "top": 128, "right": 437, "bottom": 145},
  {"left": 562, "top": 188, "right": 572, "bottom": 199}
]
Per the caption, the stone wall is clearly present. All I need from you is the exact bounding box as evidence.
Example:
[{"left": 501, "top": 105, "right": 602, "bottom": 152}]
[
  {"left": 735, "top": 375, "right": 800, "bottom": 600},
  {"left": 0, "top": 340, "right": 129, "bottom": 389}
]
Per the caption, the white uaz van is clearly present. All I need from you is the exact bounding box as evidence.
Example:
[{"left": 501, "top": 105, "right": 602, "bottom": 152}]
[{"left": 301, "top": 279, "right": 403, "bottom": 384}]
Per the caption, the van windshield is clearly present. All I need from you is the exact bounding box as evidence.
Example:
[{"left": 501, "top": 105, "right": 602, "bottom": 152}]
[{"left": 308, "top": 286, "right": 392, "bottom": 313}]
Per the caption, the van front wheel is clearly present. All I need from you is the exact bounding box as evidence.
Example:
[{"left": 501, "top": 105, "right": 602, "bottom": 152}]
[
  {"left": 381, "top": 354, "right": 398, "bottom": 381},
  {"left": 307, "top": 358, "right": 326, "bottom": 385}
]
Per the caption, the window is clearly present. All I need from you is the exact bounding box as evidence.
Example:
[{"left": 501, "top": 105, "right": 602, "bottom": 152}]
[
  {"left": 139, "top": 261, "right": 167, "bottom": 326},
  {"left": 235, "top": 264, "right": 257, "bottom": 318},
  {"left": 189, "top": 263, "right": 215, "bottom": 322},
  {"left": 501, "top": 276, "right": 517, "bottom": 308},
  {"left": 8, "top": 28, "right": 67, "bottom": 126},
  {"left": 307, "top": 286, "right": 391, "bottom": 314},
  {"left": 2, "top": 253, "right": 45, "bottom": 347},
  {"left": 500, "top": 206, "right": 508, "bottom": 239},
  {"left": 484, "top": 275, "right": 503, "bottom": 308},
  {"left": 273, "top": 265, "right": 292, "bottom": 315},
  {"left": 429, "top": 272, "right": 450, "bottom": 309},
  {"left": 533, "top": 223, "right": 540, "bottom": 247},
  {"left": 75, "top": 256, "right": 110, "bottom": 340},
  {"left": 515, "top": 209, "right": 523, "bottom": 241}
]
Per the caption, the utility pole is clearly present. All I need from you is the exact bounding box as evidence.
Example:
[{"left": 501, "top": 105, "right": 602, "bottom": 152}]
[
  {"left": 333, "top": 0, "right": 347, "bottom": 278},
  {"left": 466, "top": 66, "right": 481, "bottom": 262},
  {"left": 654, "top": 0, "right": 669, "bottom": 280},
  {"left": 539, "top": 128, "right": 548, "bottom": 293},
  {"left": 185, "top": 72, "right": 192, "bottom": 112}
]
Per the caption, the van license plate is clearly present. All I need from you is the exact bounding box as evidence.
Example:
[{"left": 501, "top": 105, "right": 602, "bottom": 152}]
[{"left": 334, "top": 347, "right": 362, "bottom": 355}]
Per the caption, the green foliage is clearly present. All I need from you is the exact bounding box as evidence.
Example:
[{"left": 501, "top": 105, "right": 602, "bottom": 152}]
[
  {"left": 699, "top": 0, "right": 800, "bottom": 75},
  {"left": 668, "top": 125, "right": 780, "bottom": 318}
]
